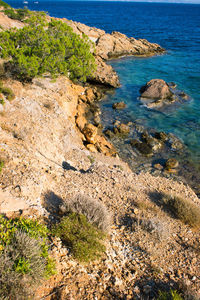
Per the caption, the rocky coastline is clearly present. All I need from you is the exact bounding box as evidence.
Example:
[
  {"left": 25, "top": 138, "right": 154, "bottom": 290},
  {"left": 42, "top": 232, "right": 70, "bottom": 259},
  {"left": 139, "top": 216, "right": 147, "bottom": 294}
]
[{"left": 0, "top": 9, "right": 200, "bottom": 300}]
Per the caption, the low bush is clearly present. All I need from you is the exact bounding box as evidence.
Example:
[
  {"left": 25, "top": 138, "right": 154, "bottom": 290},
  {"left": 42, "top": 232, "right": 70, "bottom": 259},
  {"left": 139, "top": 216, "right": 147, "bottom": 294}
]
[
  {"left": 60, "top": 194, "right": 111, "bottom": 231},
  {"left": 4, "top": 7, "right": 30, "bottom": 21},
  {"left": 162, "top": 194, "right": 200, "bottom": 228},
  {"left": 0, "top": 216, "right": 56, "bottom": 299},
  {"left": 157, "top": 289, "right": 183, "bottom": 300},
  {"left": 52, "top": 212, "right": 106, "bottom": 262},
  {"left": 0, "top": 18, "right": 96, "bottom": 82}
]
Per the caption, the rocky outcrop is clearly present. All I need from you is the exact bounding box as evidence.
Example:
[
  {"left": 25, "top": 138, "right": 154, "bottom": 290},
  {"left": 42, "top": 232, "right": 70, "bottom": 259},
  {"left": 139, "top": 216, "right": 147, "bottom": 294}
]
[
  {"left": 92, "top": 56, "right": 120, "bottom": 88},
  {"left": 61, "top": 19, "right": 165, "bottom": 87},
  {"left": 139, "top": 79, "right": 190, "bottom": 109}
]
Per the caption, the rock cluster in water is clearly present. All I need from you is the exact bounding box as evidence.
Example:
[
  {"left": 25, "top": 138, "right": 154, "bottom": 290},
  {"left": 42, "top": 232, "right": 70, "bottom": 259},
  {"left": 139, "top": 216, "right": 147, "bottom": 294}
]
[{"left": 139, "top": 79, "right": 190, "bottom": 109}]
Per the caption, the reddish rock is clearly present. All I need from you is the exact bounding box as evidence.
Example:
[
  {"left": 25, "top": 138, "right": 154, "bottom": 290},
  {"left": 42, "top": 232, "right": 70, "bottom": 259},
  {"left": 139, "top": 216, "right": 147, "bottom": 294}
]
[{"left": 82, "top": 123, "right": 98, "bottom": 144}]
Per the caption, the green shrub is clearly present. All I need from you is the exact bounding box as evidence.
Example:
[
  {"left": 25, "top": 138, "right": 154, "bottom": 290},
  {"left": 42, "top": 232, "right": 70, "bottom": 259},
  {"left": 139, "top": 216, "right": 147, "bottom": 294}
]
[
  {"left": 157, "top": 289, "right": 183, "bottom": 300},
  {"left": 0, "top": 230, "right": 49, "bottom": 299},
  {"left": 52, "top": 212, "right": 106, "bottom": 262},
  {"left": 4, "top": 7, "right": 30, "bottom": 21},
  {"left": 0, "top": 19, "right": 96, "bottom": 82},
  {"left": 162, "top": 194, "right": 200, "bottom": 228},
  {"left": 0, "top": 0, "right": 10, "bottom": 9},
  {"left": 0, "top": 216, "right": 56, "bottom": 295}
]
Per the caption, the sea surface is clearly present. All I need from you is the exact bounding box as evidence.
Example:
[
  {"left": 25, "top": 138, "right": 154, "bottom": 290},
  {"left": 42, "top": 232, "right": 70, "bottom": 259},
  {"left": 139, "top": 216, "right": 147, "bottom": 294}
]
[{"left": 7, "top": 0, "right": 200, "bottom": 192}]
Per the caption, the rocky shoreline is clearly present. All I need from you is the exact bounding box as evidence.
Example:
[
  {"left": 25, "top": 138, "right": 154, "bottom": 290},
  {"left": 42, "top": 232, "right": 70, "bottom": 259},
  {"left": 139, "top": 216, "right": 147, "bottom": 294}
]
[{"left": 0, "top": 9, "right": 200, "bottom": 300}]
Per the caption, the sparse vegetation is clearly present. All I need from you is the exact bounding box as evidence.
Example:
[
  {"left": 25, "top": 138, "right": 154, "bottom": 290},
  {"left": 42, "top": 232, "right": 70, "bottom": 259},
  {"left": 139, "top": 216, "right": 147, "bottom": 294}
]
[
  {"left": 0, "top": 82, "right": 15, "bottom": 100},
  {"left": 157, "top": 289, "right": 183, "bottom": 300},
  {"left": 0, "top": 0, "right": 10, "bottom": 9},
  {"left": 4, "top": 7, "right": 30, "bottom": 21},
  {"left": 0, "top": 17, "right": 96, "bottom": 82},
  {"left": 52, "top": 212, "right": 106, "bottom": 262},
  {"left": 162, "top": 194, "right": 200, "bottom": 228},
  {"left": 0, "top": 216, "right": 56, "bottom": 299},
  {"left": 60, "top": 194, "right": 111, "bottom": 231},
  {"left": 142, "top": 217, "right": 170, "bottom": 241}
]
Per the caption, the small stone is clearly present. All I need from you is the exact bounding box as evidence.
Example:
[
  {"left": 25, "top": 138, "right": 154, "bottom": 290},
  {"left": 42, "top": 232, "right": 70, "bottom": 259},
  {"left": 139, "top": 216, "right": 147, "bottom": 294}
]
[
  {"left": 165, "top": 158, "right": 179, "bottom": 169},
  {"left": 154, "top": 163, "right": 163, "bottom": 170},
  {"left": 86, "top": 144, "right": 97, "bottom": 152},
  {"left": 112, "top": 101, "right": 126, "bottom": 109}
]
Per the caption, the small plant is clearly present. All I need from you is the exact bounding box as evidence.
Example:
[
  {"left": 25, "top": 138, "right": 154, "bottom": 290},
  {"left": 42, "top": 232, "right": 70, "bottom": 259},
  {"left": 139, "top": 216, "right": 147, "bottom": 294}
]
[
  {"left": 157, "top": 289, "right": 183, "bottom": 300},
  {"left": 87, "top": 155, "right": 95, "bottom": 164},
  {"left": 0, "top": 215, "right": 56, "bottom": 299},
  {"left": 0, "top": 161, "right": 4, "bottom": 173},
  {"left": 0, "top": 82, "right": 15, "bottom": 100},
  {"left": 52, "top": 212, "right": 106, "bottom": 262},
  {"left": 60, "top": 194, "right": 111, "bottom": 231},
  {"left": 0, "top": 99, "right": 5, "bottom": 105},
  {"left": 162, "top": 194, "right": 200, "bottom": 228}
]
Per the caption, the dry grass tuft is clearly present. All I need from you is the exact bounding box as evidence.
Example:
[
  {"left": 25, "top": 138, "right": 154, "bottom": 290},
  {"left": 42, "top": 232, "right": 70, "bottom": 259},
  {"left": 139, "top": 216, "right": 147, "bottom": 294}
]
[
  {"left": 162, "top": 194, "right": 200, "bottom": 229},
  {"left": 60, "top": 194, "right": 111, "bottom": 232}
]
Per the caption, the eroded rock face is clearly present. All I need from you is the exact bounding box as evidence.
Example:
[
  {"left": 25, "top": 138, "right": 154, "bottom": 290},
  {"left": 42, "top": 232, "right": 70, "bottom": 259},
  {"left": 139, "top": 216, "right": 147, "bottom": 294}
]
[
  {"left": 61, "top": 19, "right": 164, "bottom": 87},
  {"left": 140, "top": 79, "right": 173, "bottom": 101},
  {"left": 91, "top": 56, "right": 120, "bottom": 88}
]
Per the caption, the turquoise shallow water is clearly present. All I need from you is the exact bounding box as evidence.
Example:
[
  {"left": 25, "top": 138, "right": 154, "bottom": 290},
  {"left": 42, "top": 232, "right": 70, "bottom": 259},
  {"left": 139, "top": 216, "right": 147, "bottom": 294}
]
[{"left": 103, "top": 51, "right": 200, "bottom": 164}]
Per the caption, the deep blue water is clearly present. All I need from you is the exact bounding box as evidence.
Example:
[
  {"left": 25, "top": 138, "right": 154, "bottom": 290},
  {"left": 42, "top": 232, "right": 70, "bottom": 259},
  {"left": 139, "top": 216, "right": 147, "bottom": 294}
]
[{"left": 7, "top": 1, "right": 200, "bottom": 165}]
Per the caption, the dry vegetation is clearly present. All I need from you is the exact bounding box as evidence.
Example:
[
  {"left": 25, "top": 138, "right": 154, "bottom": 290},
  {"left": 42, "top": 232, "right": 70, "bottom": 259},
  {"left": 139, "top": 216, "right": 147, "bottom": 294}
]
[{"left": 162, "top": 194, "right": 200, "bottom": 229}]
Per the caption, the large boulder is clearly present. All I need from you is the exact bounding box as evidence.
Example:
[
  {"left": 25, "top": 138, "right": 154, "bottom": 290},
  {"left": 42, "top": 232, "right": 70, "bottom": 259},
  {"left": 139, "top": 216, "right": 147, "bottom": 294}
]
[{"left": 140, "top": 79, "right": 173, "bottom": 100}]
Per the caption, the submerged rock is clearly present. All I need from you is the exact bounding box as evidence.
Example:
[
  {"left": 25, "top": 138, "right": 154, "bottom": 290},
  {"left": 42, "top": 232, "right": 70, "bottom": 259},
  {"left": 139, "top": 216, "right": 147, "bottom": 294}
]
[
  {"left": 141, "top": 132, "right": 163, "bottom": 151},
  {"left": 165, "top": 158, "right": 179, "bottom": 169},
  {"left": 139, "top": 79, "right": 190, "bottom": 109},
  {"left": 112, "top": 101, "right": 126, "bottom": 110},
  {"left": 140, "top": 79, "right": 173, "bottom": 101},
  {"left": 130, "top": 139, "right": 153, "bottom": 157},
  {"left": 113, "top": 123, "right": 130, "bottom": 135}
]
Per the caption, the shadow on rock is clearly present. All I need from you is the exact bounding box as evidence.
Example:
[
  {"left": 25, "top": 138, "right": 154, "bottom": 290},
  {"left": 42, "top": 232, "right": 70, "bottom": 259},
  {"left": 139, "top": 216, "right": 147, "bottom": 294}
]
[{"left": 43, "top": 191, "right": 64, "bottom": 221}]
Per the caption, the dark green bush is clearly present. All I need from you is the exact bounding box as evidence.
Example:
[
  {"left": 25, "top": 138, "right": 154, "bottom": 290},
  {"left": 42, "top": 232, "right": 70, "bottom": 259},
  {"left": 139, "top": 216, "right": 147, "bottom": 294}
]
[
  {"left": 0, "top": 216, "right": 56, "bottom": 299},
  {"left": 0, "top": 19, "right": 96, "bottom": 82},
  {"left": 52, "top": 212, "right": 106, "bottom": 262}
]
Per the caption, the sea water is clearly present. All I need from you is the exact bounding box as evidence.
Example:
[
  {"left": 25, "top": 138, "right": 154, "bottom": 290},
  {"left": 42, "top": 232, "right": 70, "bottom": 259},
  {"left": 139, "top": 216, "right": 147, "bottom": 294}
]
[{"left": 7, "top": 0, "right": 200, "bottom": 192}]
